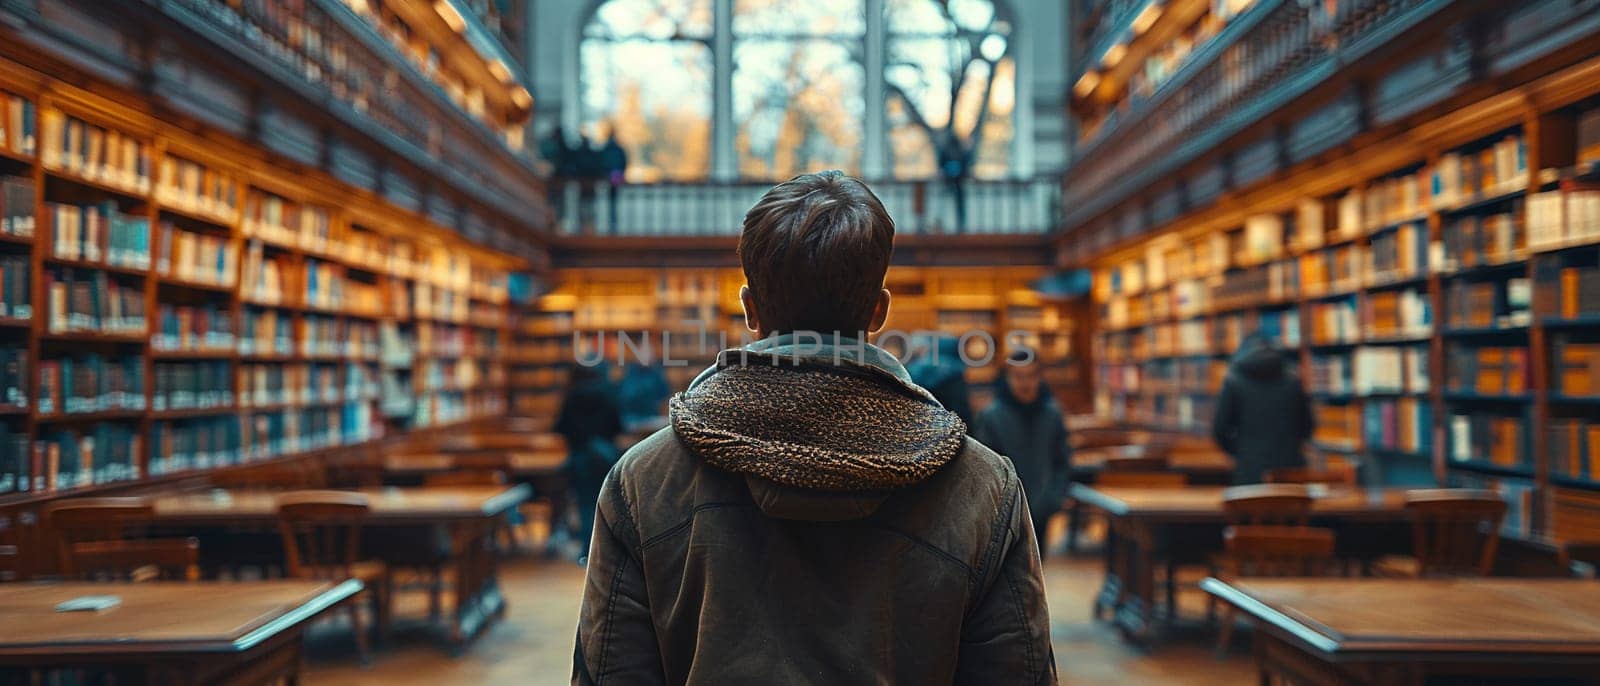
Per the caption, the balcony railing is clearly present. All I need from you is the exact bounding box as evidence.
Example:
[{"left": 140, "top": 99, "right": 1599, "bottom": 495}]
[
  {"left": 554, "top": 178, "right": 1061, "bottom": 237},
  {"left": 1063, "top": 0, "right": 1445, "bottom": 230}
]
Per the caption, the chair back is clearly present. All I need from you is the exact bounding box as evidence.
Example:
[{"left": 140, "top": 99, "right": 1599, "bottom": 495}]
[
  {"left": 1223, "top": 525, "right": 1337, "bottom": 577},
  {"left": 1102, "top": 455, "right": 1171, "bottom": 473},
  {"left": 1096, "top": 472, "right": 1188, "bottom": 488},
  {"left": 1405, "top": 489, "right": 1507, "bottom": 577},
  {"left": 276, "top": 491, "right": 371, "bottom": 581},
  {"left": 384, "top": 453, "right": 456, "bottom": 473},
  {"left": 1265, "top": 467, "right": 1356, "bottom": 486},
  {"left": 424, "top": 470, "right": 508, "bottom": 488},
  {"left": 1222, "top": 484, "right": 1314, "bottom": 525},
  {"left": 66, "top": 538, "right": 201, "bottom": 582},
  {"left": 46, "top": 497, "right": 155, "bottom": 576}
]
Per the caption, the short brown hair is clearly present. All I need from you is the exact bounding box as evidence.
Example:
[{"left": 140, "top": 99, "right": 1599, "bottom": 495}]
[{"left": 738, "top": 171, "right": 895, "bottom": 335}]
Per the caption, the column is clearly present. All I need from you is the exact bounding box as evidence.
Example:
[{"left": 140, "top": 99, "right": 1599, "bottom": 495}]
[
  {"left": 711, "top": 0, "right": 736, "bottom": 181},
  {"left": 862, "top": 0, "right": 887, "bottom": 179}
]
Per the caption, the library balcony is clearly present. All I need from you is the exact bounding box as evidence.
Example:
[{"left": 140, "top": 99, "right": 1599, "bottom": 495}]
[{"left": 550, "top": 177, "right": 1061, "bottom": 237}]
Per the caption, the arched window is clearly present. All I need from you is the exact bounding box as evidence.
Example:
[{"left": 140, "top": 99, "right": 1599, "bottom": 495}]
[{"left": 580, "top": 0, "right": 1014, "bottom": 182}]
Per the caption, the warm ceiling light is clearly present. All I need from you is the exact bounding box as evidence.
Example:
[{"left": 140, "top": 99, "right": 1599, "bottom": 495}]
[
  {"left": 511, "top": 87, "right": 532, "bottom": 109},
  {"left": 433, "top": 0, "right": 467, "bottom": 33},
  {"left": 1102, "top": 43, "right": 1127, "bottom": 68},
  {"left": 1131, "top": 3, "right": 1163, "bottom": 35},
  {"left": 1074, "top": 71, "right": 1101, "bottom": 98},
  {"left": 488, "top": 59, "right": 514, "bottom": 84}
]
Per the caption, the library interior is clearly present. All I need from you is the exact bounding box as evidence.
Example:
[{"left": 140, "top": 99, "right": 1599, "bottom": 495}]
[{"left": 1, "top": 0, "right": 1600, "bottom": 684}]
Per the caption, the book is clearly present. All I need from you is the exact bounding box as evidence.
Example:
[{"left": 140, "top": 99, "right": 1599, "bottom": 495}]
[{"left": 0, "top": 175, "right": 35, "bottom": 237}]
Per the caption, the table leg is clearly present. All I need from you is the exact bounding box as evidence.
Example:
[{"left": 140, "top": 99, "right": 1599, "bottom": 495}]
[
  {"left": 1111, "top": 520, "right": 1157, "bottom": 644},
  {"left": 1092, "top": 516, "right": 1122, "bottom": 621},
  {"left": 447, "top": 519, "right": 510, "bottom": 655}
]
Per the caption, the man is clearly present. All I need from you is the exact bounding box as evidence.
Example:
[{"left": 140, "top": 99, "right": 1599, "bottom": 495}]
[
  {"left": 573, "top": 171, "right": 1055, "bottom": 685},
  {"left": 1212, "top": 332, "right": 1313, "bottom": 484},
  {"left": 972, "top": 351, "right": 1071, "bottom": 555}
]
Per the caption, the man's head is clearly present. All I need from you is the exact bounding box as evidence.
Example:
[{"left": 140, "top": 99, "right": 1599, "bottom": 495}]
[
  {"left": 1004, "top": 349, "right": 1043, "bottom": 405},
  {"left": 738, "top": 171, "right": 894, "bottom": 338}
]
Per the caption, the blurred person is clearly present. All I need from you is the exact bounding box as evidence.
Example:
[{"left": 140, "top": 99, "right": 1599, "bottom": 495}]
[
  {"left": 616, "top": 360, "right": 670, "bottom": 432},
  {"left": 574, "top": 171, "right": 1055, "bottom": 685},
  {"left": 907, "top": 334, "right": 975, "bottom": 428},
  {"left": 599, "top": 128, "right": 628, "bottom": 232},
  {"left": 555, "top": 361, "right": 624, "bottom": 561},
  {"left": 1211, "top": 332, "right": 1313, "bottom": 484},
  {"left": 972, "top": 350, "right": 1071, "bottom": 556},
  {"left": 539, "top": 125, "right": 574, "bottom": 221}
]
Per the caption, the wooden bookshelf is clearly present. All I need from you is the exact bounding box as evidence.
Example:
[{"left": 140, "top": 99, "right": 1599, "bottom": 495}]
[
  {"left": 0, "top": 58, "right": 528, "bottom": 510},
  {"left": 508, "top": 266, "right": 1090, "bottom": 423},
  {"left": 1086, "top": 57, "right": 1600, "bottom": 542}
]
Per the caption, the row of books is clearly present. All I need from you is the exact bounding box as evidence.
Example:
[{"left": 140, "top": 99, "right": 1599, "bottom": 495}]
[
  {"left": 148, "top": 416, "right": 241, "bottom": 476},
  {"left": 242, "top": 409, "right": 342, "bottom": 460},
  {"left": 153, "top": 303, "right": 235, "bottom": 353},
  {"left": 38, "top": 110, "right": 153, "bottom": 193},
  {"left": 6, "top": 424, "right": 143, "bottom": 492},
  {"left": 155, "top": 156, "right": 239, "bottom": 223},
  {"left": 1445, "top": 346, "right": 1530, "bottom": 396},
  {"left": 301, "top": 317, "right": 383, "bottom": 359},
  {"left": 1343, "top": 172, "right": 1425, "bottom": 235},
  {"left": 157, "top": 223, "right": 237, "bottom": 287},
  {"left": 0, "top": 93, "right": 36, "bottom": 157},
  {"left": 47, "top": 201, "right": 151, "bottom": 269},
  {"left": 415, "top": 283, "right": 472, "bottom": 322},
  {"left": 1363, "top": 398, "right": 1432, "bottom": 456},
  {"left": 237, "top": 363, "right": 341, "bottom": 408},
  {"left": 1552, "top": 336, "right": 1600, "bottom": 397},
  {"left": 1299, "top": 244, "right": 1361, "bottom": 295},
  {"left": 0, "top": 346, "right": 25, "bottom": 408},
  {"left": 1431, "top": 134, "right": 1527, "bottom": 208},
  {"left": 243, "top": 194, "right": 330, "bottom": 250},
  {"left": 1528, "top": 184, "right": 1600, "bottom": 250},
  {"left": 1442, "top": 209, "right": 1522, "bottom": 269},
  {"left": 153, "top": 361, "right": 234, "bottom": 411},
  {"left": 1308, "top": 298, "right": 1359, "bottom": 345},
  {"left": 1534, "top": 262, "right": 1600, "bottom": 320},
  {"left": 0, "top": 427, "right": 31, "bottom": 494},
  {"left": 0, "top": 175, "right": 34, "bottom": 237},
  {"left": 1365, "top": 288, "right": 1432, "bottom": 338},
  {"left": 1548, "top": 418, "right": 1600, "bottom": 482},
  {"left": 45, "top": 269, "right": 146, "bottom": 335},
  {"left": 1449, "top": 411, "right": 1527, "bottom": 467},
  {"left": 1368, "top": 221, "right": 1429, "bottom": 283},
  {"left": 0, "top": 255, "right": 31, "bottom": 318},
  {"left": 37, "top": 355, "right": 146, "bottom": 416},
  {"left": 241, "top": 242, "right": 289, "bottom": 304},
  {"left": 1212, "top": 261, "right": 1298, "bottom": 310},
  {"left": 1444, "top": 278, "right": 1531, "bottom": 329},
  {"left": 1353, "top": 346, "right": 1430, "bottom": 395},
  {"left": 241, "top": 308, "right": 293, "bottom": 356}
]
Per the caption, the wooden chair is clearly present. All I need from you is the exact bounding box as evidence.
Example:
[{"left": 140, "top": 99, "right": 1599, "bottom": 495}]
[
  {"left": 1402, "top": 489, "right": 1507, "bottom": 577},
  {"left": 276, "top": 491, "right": 390, "bottom": 662},
  {"left": 1214, "top": 525, "right": 1338, "bottom": 651},
  {"left": 1264, "top": 467, "right": 1357, "bottom": 486},
  {"left": 66, "top": 539, "right": 201, "bottom": 582},
  {"left": 1221, "top": 484, "right": 1314, "bottom": 525},
  {"left": 422, "top": 470, "right": 508, "bottom": 488},
  {"left": 1096, "top": 472, "right": 1188, "bottom": 488},
  {"left": 1101, "top": 454, "right": 1170, "bottom": 474}
]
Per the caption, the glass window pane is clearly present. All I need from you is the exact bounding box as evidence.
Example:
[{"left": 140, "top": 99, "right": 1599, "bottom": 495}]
[
  {"left": 886, "top": 0, "right": 1000, "bottom": 35},
  {"left": 733, "top": 0, "right": 865, "bottom": 37},
  {"left": 733, "top": 40, "right": 864, "bottom": 179},
  {"left": 586, "top": 0, "right": 713, "bottom": 39},
  {"left": 581, "top": 39, "right": 713, "bottom": 182}
]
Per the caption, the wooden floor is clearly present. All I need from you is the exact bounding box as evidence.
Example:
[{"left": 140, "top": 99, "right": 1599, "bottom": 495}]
[{"left": 301, "top": 538, "right": 1256, "bottom": 685}]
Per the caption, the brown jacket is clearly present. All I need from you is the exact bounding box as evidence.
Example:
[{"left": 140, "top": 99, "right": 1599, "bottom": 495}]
[{"left": 573, "top": 339, "right": 1055, "bottom": 684}]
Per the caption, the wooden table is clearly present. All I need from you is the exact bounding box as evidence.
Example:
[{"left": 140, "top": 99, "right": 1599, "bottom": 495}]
[
  {"left": 150, "top": 485, "right": 530, "bottom": 653},
  {"left": 1071, "top": 445, "right": 1236, "bottom": 484},
  {"left": 1202, "top": 578, "right": 1600, "bottom": 685},
  {"left": 0, "top": 580, "right": 359, "bottom": 684},
  {"left": 1072, "top": 484, "right": 1415, "bottom": 645}
]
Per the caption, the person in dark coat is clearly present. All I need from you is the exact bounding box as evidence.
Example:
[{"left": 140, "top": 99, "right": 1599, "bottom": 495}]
[
  {"left": 616, "top": 360, "right": 670, "bottom": 431},
  {"left": 573, "top": 171, "right": 1055, "bottom": 685},
  {"left": 555, "top": 362, "right": 624, "bottom": 559},
  {"left": 599, "top": 130, "right": 628, "bottom": 231},
  {"left": 907, "top": 335, "right": 974, "bottom": 428},
  {"left": 1211, "top": 332, "right": 1313, "bottom": 484},
  {"left": 972, "top": 350, "right": 1071, "bottom": 556}
]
